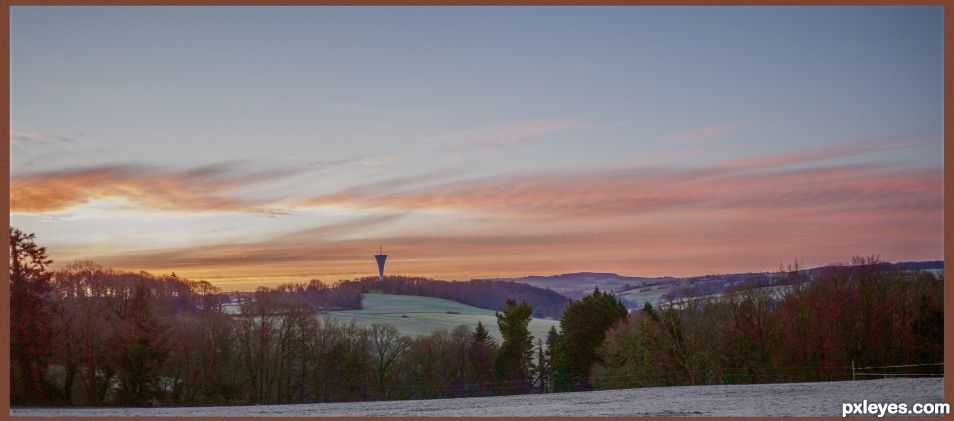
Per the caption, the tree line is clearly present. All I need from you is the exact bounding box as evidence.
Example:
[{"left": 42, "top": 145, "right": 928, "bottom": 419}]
[
  {"left": 10, "top": 228, "right": 944, "bottom": 407},
  {"left": 592, "top": 258, "right": 944, "bottom": 388},
  {"left": 9, "top": 228, "right": 560, "bottom": 406}
]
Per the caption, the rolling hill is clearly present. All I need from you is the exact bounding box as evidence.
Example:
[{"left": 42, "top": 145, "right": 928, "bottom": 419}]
[{"left": 503, "top": 260, "right": 944, "bottom": 309}]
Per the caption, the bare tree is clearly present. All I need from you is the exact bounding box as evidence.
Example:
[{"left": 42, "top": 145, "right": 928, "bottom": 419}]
[{"left": 370, "top": 324, "right": 409, "bottom": 399}]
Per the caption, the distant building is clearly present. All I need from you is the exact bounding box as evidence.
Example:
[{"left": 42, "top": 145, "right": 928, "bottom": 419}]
[{"left": 375, "top": 246, "right": 387, "bottom": 281}]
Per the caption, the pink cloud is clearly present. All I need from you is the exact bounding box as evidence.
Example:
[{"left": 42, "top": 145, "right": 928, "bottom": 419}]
[{"left": 302, "top": 159, "right": 941, "bottom": 221}]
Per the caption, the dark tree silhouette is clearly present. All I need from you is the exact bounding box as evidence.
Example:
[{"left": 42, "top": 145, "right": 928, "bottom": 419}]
[
  {"left": 494, "top": 299, "right": 534, "bottom": 394},
  {"left": 10, "top": 228, "right": 55, "bottom": 404},
  {"left": 551, "top": 287, "right": 628, "bottom": 391},
  {"left": 469, "top": 321, "right": 496, "bottom": 395}
]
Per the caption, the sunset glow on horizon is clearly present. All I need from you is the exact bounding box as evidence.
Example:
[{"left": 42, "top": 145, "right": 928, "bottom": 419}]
[{"left": 10, "top": 7, "right": 943, "bottom": 291}]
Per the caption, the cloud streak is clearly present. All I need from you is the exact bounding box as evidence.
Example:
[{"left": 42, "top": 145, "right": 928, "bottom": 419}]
[
  {"left": 301, "top": 145, "right": 942, "bottom": 220},
  {"left": 328, "top": 101, "right": 382, "bottom": 115},
  {"left": 306, "top": 155, "right": 399, "bottom": 171},
  {"left": 659, "top": 122, "right": 746, "bottom": 143},
  {"left": 11, "top": 163, "right": 297, "bottom": 214},
  {"left": 11, "top": 130, "right": 77, "bottom": 145},
  {"left": 430, "top": 118, "right": 589, "bottom": 152}
]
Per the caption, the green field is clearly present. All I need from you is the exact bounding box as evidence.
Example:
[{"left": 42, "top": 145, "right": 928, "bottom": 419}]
[{"left": 326, "top": 293, "right": 561, "bottom": 341}]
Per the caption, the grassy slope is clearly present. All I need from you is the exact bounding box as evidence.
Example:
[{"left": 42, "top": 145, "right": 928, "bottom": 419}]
[{"left": 327, "top": 293, "right": 560, "bottom": 341}]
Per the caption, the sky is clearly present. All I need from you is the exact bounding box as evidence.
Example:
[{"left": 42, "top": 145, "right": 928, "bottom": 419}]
[{"left": 10, "top": 6, "right": 944, "bottom": 290}]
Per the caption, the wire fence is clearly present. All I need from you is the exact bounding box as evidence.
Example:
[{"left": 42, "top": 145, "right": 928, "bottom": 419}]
[
  {"left": 850, "top": 362, "right": 944, "bottom": 381},
  {"left": 854, "top": 373, "right": 944, "bottom": 377},
  {"left": 855, "top": 362, "right": 944, "bottom": 370}
]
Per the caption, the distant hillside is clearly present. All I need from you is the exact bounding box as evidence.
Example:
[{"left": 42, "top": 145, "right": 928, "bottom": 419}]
[
  {"left": 501, "top": 260, "right": 943, "bottom": 309},
  {"left": 488, "top": 272, "right": 677, "bottom": 300}
]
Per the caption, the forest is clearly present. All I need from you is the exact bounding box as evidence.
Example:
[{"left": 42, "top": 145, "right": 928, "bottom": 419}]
[
  {"left": 9, "top": 228, "right": 944, "bottom": 407},
  {"left": 592, "top": 258, "right": 944, "bottom": 388}
]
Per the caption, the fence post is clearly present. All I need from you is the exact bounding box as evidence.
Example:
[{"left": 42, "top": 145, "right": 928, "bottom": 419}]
[{"left": 852, "top": 361, "right": 855, "bottom": 381}]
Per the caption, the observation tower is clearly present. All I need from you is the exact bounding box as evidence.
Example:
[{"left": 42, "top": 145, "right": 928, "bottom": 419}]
[{"left": 374, "top": 246, "right": 387, "bottom": 282}]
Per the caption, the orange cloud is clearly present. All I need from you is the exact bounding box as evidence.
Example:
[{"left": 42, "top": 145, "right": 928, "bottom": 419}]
[{"left": 11, "top": 163, "right": 296, "bottom": 213}]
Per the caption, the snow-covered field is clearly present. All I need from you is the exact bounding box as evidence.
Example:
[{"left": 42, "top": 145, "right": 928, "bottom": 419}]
[
  {"left": 326, "top": 293, "right": 560, "bottom": 341},
  {"left": 13, "top": 377, "right": 944, "bottom": 417}
]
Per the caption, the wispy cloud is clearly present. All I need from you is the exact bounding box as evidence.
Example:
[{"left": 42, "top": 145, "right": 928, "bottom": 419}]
[
  {"left": 300, "top": 139, "right": 941, "bottom": 219},
  {"left": 302, "top": 168, "right": 465, "bottom": 209},
  {"left": 721, "top": 134, "right": 937, "bottom": 169},
  {"left": 328, "top": 101, "right": 382, "bottom": 115},
  {"left": 306, "top": 158, "right": 364, "bottom": 171},
  {"left": 300, "top": 164, "right": 940, "bottom": 221},
  {"left": 306, "top": 155, "right": 399, "bottom": 171},
  {"left": 11, "top": 162, "right": 298, "bottom": 214},
  {"left": 430, "top": 118, "right": 589, "bottom": 152},
  {"left": 658, "top": 122, "right": 747, "bottom": 143},
  {"left": 11, "top": 130, "right": 77, "bottom": 145}
]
